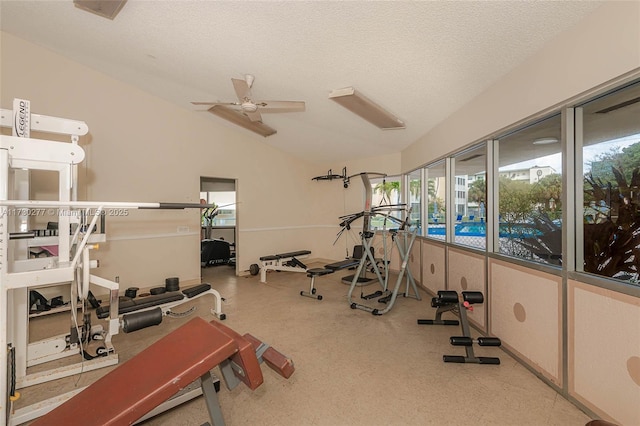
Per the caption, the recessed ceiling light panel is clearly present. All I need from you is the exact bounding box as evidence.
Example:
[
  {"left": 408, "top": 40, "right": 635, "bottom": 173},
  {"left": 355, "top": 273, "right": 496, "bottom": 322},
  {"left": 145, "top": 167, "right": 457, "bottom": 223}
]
[
  {"left": 329, "top": 87, "right": 405, "bottom": 130},
  {"left": 73, "top": 0, "right": 127, "bottom": 20}
]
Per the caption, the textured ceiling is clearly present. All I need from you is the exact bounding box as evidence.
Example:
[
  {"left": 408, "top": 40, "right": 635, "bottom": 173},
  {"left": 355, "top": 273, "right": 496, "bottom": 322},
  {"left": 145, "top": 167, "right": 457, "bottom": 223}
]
[{"left": 0, "top": 0, "right": 603, "bottom": 164}]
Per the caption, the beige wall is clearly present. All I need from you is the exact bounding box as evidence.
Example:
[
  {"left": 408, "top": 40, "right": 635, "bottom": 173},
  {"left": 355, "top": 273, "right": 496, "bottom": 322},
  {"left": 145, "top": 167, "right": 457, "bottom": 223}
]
[
  {"left": 420, "top": 240, "right": 445, "bottom": 294},
  {"left": 568, "top": 280, "right": 640, "bottom": 426},
  {"left": 0, "top": 32, "right": 400, "bottom": 289},
  {"left": 489, "top": 259, "right": 562, "bottom": 386},
  {"left": 401, "top": 1, "right": 640, "bottom": 172},
  {"left": 447, "top": 248, "right": 486, "bottom": 330},
  {"left": 408, "top": 238, "right": 420, "bottom": 287}
]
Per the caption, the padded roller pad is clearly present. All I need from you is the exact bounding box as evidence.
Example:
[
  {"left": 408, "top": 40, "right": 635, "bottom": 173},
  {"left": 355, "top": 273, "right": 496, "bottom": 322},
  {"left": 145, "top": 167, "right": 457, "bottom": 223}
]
[
  {"left": 243, "top": 333, "right": 295, "bottom": 379},
  {"left": 182, "top": 283, "right": 211, "bottom": 298},
  {"left": 462, "top": 291, "right": 484, "bottom": 304},
  {"left": 437, "top": 290, "right": 459, "bottom": 304},
  {"left": 477, "top": 337, "right": 501, "bottom": 346},
  {"left": 208, "top": 321, "right": 264, "bottom": 390}
]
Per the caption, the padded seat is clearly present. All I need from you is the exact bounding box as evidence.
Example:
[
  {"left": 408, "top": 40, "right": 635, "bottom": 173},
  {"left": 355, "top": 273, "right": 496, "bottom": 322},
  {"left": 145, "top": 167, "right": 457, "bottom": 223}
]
[
  {"left": 307, "top": 268, "right": 333, "bottom": 277},
  {"left": 276, "top": 250, "right": 311, "bottom": 258},
  {"left": 325, "top": 259, "right": 360, "bottom": 271},
  {"left": 31, "top": 318, "right": 252, "bottom": 425}
]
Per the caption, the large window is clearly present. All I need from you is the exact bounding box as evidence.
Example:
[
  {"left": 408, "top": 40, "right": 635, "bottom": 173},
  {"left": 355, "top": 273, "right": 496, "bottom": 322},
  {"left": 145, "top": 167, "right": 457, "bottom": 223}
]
[
  {"left": 452, "top": 144, "right": 487, "bottom": 249},
  {"left": 405, "top": 77, "right": 640, "bottom": 291},
  {"left": 369, "top": 175, "right": 403, "bottom": 230},
  {"left": 407, "top": 170, "right": 422, "bottom": 234},
  {"left": 578, "top": 80, "right": 640, "bottom": 285},
  {"left": 425, "top": 161, "right": 446, "bottom": 241},
  {"left": 497, "top": 114, "right": 562, "bottom": 264}
]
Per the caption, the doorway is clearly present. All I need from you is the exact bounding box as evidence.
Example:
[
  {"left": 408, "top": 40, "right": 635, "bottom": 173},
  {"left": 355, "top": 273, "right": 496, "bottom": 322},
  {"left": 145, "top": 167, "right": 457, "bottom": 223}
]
[{"left": 200, "top": 177, "right": 237, "bottom": 273}]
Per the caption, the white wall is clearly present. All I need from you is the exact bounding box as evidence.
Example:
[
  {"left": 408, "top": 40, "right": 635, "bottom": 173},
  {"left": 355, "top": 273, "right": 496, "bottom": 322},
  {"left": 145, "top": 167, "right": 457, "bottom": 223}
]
[
  {"left": 0, "top": 32, "right": 367, "bottom": 289},
  {"left": 402, "top": 1, "right": 640, "bottom": 172}
]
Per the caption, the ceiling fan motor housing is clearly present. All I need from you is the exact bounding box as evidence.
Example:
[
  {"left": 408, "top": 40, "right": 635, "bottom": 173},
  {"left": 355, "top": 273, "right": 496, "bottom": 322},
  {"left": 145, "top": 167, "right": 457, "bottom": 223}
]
[{"left": 241, "top": 101, "right": 258, "bottom": 113}]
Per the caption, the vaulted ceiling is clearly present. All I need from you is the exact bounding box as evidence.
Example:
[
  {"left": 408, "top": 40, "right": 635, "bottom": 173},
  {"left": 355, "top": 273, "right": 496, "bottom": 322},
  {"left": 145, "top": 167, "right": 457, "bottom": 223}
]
[{"left": 0, "top": 1, "right": 603, "bottom": 164}]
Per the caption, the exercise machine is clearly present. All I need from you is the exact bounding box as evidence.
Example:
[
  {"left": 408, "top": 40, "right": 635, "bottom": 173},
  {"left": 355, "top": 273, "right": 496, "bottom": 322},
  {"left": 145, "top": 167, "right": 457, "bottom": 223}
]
[
  {"left": 342, "top": 173, "right": 421, "bottom": 315},
  {"left": 300, "top": 255, "right": 363, "bottom": 300},
  {"left": 0, "top": 100, "right": 225, "bottom": 424},
  {"left": 347, "top": 228, "right": 420, "bottom": 315},
  {"left": 312, "top": 167, "right": 349, "bottom": 188},
  {"left": 254, "top": 250, "right": 311, "bottom": 283},
  {"left": 30, "top": 317, "right": 295, "bottom": 425},
  {"left": 418, "top": 290, "right": 501, "bottom": 364},
  {"left": 96, "top": 282, "right": 226, "bottom": 321},
  {"left": 201, "top": 238, "right": 233, "bottom": 267}
]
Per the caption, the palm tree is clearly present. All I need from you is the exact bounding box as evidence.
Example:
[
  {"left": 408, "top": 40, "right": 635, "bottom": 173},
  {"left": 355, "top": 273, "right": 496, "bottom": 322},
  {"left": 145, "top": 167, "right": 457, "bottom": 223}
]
[
  {"left": 427, "top": 179, "right": 437, "bottom": 198},
  {"left": 374, "top": 181, "right": 400, "bottom": 204},
  {"left": 467, "top": 178, "right": 486, "bottom": 205},
  {"left": 409, "top": 179, "right": 421, "bottom": 201}
]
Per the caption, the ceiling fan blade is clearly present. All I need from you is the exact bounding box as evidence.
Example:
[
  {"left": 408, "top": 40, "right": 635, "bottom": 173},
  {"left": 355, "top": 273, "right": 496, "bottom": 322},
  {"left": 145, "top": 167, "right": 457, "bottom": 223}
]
[
  {"left": 245, "top": 110, "right": 263, "bottom": 122},
  {"left": 191, "top": 101, "right": 239, "bottom": 106},
  {"left": 256, "top": 101, "right": 306, "bottom": 113},
  {"left": 207, "top": 105, "right": 276, "bottom": 137},
  {"left": 232, "top": 78, "right": 251, "bottom": 101}
]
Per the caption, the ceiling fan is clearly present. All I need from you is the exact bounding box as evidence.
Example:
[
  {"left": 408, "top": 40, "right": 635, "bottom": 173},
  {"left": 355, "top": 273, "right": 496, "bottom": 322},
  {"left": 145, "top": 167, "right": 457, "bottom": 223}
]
[{"left": 192, "top": 74, "right": 305, "bottom": 137}]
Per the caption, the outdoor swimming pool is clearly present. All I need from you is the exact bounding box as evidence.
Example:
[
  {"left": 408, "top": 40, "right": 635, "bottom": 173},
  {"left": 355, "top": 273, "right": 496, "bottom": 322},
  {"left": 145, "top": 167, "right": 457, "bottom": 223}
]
[{"left": 427, "top": 222, "right": 543, "bottom": 238}]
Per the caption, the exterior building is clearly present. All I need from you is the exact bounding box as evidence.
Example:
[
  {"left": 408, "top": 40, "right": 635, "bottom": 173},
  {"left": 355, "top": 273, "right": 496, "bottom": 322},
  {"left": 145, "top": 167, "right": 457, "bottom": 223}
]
[{"left": 499, "top": 165, "right": 556, "bottom": 184}]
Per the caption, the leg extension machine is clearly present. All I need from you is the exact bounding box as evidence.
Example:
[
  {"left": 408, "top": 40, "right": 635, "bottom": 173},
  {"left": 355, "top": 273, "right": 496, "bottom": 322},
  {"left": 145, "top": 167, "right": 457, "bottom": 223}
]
[{"left": 418, "top": 290, "right": 501, "bottom": 364}]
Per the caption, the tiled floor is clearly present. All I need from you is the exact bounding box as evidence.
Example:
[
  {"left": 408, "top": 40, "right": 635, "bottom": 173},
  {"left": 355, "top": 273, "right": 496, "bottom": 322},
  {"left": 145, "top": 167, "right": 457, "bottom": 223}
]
[{"left": 20, "top": 263, "right": 593, "bottom": 425}]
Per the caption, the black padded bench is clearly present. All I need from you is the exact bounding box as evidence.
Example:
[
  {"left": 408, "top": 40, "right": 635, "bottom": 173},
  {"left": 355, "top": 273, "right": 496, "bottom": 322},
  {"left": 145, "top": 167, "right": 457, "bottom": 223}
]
[
  {"left": 300, "top": 258, "right": 362, "bottom": 301},
  {"left": 325, "top": 258, "right": 360, "bottom": 271},
  {"left": 258, "top": 250, "right": 311, "bottom": 283},
  {"left": 259, "top": 250, "right": 311, "bottom": 261},
  {"left": 96, "top": 283, "right": 226, "bottom": 320}
]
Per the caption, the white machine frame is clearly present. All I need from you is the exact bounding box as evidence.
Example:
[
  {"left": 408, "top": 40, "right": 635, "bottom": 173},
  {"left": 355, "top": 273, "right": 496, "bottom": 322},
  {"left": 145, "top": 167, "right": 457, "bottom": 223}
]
[
  {"left": 0, "top": 101, "right": 224, "bottom": 425},
  {"left": 258, "top": 250, "right": 311, "bottom": 283},
  {"left": 0, "top": 102, "right": 123, "bottom": 425}
]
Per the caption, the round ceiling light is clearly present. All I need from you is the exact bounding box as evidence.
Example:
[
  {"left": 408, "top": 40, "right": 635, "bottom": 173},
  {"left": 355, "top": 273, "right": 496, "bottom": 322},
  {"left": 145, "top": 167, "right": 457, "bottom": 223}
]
[{"left": 533, "top": 137, "right": 559, "bottom": 145}]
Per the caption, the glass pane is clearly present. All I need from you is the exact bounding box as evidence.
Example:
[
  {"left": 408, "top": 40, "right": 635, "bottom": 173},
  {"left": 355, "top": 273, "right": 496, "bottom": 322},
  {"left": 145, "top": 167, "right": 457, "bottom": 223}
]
[
  {"left": 408, "top": 170, "right": 422, "bottom": 235},
  {"left": 369, "top": 176, "right": 403, "bottom": 230},
  {"left": 497, "top": 114, "right": 562, "bottom": 264},
  {"left": 453, "top": 144, "right": 487, "bottom": 249},
  {"left": 205, "top": 191, "right": 236, "bottom": 226},
  {"left": 426, "top": 161, "right": 446, "bottom": 241},
  {"left": 580, "top": 80, "right": 640, "bottom": 285}
]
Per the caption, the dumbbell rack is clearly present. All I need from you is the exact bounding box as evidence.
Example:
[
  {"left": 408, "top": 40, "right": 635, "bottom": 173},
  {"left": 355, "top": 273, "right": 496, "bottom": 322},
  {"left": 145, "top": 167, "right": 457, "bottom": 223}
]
[{"left": 418, "top": 290, "right": 501, "bottom": 365}]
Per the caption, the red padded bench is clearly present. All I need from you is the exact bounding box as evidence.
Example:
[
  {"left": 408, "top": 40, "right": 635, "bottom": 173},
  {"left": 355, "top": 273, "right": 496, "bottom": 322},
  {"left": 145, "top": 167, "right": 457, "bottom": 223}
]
[{"left": 31, "top": 317, "right": 294, "bottom": 425}]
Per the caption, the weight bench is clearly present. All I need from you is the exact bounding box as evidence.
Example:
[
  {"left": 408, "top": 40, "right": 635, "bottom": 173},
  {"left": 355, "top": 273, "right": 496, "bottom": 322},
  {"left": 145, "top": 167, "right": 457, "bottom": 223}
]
[
  {"left": 301, "top": 258, "right": 361, "bottom": 301},
  {"left": 95, "top": 283, "right": 226, "bottom": 321},
  {"left": 31, "top": 317, "right": 294, "bottom": 426},
  {"left": 259, "top": 250, "right": 311, "bottom": 283}
]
